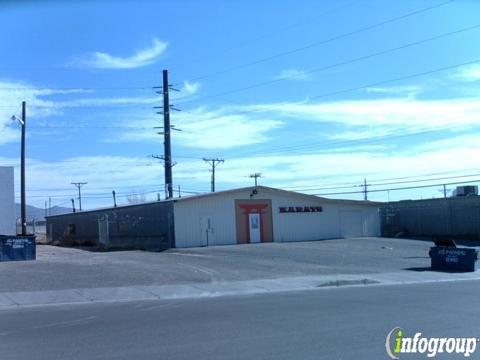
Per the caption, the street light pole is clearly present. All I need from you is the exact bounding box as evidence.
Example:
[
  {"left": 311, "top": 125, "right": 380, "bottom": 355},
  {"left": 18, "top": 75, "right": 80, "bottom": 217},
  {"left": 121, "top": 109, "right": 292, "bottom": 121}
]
[
  {"left": 20, "top": 101, "right": 26, "bottom": 236},
  {"left": 10, "top": 101, "right": 28, "bottom": 235}
]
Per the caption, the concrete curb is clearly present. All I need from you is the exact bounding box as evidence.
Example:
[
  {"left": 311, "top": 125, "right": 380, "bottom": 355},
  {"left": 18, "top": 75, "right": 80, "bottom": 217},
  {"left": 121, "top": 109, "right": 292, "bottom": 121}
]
[{"left": 1, "top": 270, "right": 480, "bottom": 309}]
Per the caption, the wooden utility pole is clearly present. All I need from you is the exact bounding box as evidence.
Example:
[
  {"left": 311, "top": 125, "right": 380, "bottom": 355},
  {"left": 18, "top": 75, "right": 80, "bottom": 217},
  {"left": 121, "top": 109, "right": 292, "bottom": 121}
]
[
  {"left": 363, "top": 178, "right": 368, "bottom": 201},
  {"left": 250, "top": 173, "right": 262, "bottom": 187},
  {"left": 203, "top": 158, "right": 224, "bottom": 192},
  {"left": 71, "top": 182, "right": 87, "bottom": 211}
]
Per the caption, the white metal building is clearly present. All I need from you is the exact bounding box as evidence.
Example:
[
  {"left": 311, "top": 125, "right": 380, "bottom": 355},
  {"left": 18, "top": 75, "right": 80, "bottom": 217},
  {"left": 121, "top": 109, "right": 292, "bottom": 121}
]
[
  {"left": 0, "top": 166, "right": 16, "bottom": 235},
  {"left": 47, "top": 185, "right": 381, "bottom": 250},
  {"left": 174, "top": 186, "right": 381, "bottom": 248}
]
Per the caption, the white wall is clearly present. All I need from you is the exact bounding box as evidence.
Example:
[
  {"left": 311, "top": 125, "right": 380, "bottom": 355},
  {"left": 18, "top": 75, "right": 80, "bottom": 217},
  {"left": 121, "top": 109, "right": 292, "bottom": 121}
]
[
  {"left": 271, "top": 191, "right": 380, "bottom": 242},
  {"left": 0, "top": 167, "right": 16, "bottom": 235},
  {"left": 173, "top": 191, "right": 243, "bottom": 248},
  {"left": 173, "top": 187, "right": 381, "bottom": 248}
]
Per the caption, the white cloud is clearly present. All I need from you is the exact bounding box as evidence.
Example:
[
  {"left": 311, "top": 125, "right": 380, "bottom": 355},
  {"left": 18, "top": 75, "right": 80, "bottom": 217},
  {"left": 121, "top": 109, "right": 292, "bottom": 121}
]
[
  {"left": 453, "top": 64, "right": 480, "bottom": 82},
  {"left": 68, "top": 38, "right": 168, "bottom": 69},
  {"left": 181, "top": 81, "right": 200, "bottom": 95},
  {"left": 364, "top": 85, "right": 423, "bottom": 98},
  {"left": 3, "top": 129, "right": 480, "bottom": 209},
  {"left": 112, "top": 106, "right": 283, "bottom": 149},
  {"left": 102, "top": 95, "right": 480, "bottom": 147},
  {"left": 249, "top": 97, "right": 480, "bottom": 130},
  {"left": 274, "top": 69, "right": 312, "bottom": 81},
  {"left": 4, "top": 84, "right": 480, "bottom": 207},
  {"left": 0, "top": 80, "right": 67, "bottom": 145},
  {"left": 49, "top": 95, "right": 158, "bottom": 108}
]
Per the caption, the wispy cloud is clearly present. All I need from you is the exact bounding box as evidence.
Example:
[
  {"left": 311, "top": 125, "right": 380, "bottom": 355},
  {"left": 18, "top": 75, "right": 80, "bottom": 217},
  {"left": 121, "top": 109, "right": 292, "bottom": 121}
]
[
  {"left": 249, "top": 97, "right": 480, "bottom": 129},
  {"left": 110, "top": 106, "right": 283, "bottom": 149},
  {"left": 8, "top": 132, "right": 480, "bottom": 208},
  {"left": 181, "top": 81, "right": 200, "bottom": 95},
  {"left": 0, "top": 80, "right": 67, "bottom": 145},
  {"left": 453, "top": 64, "right": 480, "bottom": 82},
  {"left": 68, "top": 38, "right": 168, "bottom": 69},
  {"left": 49, "top": 96, "right": 158, "bottom": 108},
  {"left": 274, "top": 69, "right": 312, "bottom": 81},
  {"left": 363, "top": 85, "right": 423, "bottom": 98}
]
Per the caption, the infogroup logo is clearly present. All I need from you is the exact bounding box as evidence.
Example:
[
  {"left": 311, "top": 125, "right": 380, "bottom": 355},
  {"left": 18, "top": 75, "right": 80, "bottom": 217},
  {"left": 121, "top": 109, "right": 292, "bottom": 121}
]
[{"left": 385, "top": 327, "right": 479, "bottom": 359}]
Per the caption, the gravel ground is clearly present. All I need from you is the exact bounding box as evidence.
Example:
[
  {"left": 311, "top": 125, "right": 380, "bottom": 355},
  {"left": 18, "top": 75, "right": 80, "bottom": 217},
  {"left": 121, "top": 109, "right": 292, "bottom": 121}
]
[{"left": 0, "top": 237, "right": 437, "bottom": 292}]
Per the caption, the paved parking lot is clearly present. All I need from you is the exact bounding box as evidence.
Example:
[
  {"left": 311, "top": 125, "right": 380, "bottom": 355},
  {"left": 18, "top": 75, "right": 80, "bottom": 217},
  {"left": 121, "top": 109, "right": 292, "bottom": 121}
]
[{"left": 0, "top": 237, "right": 436, "bottom": 293}]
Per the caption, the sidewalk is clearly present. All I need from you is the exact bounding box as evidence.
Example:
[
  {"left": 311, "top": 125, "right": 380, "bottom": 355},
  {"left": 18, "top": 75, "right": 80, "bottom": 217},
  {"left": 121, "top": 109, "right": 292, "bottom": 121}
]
[{"left": 2, "top": 270, "right": 480, "bottom": 309}]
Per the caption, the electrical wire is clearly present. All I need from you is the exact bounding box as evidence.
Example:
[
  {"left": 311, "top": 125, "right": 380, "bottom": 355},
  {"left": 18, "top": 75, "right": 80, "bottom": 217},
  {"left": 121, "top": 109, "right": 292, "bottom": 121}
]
[
  {"left": 188, "top": 0, "right": 455, "bottom": 81},
  {"left": 314, "top": 179, "right": 480, "bottom": 196},
  {"left": 177, "top": 23, "right": 480, "bottom": 106}
]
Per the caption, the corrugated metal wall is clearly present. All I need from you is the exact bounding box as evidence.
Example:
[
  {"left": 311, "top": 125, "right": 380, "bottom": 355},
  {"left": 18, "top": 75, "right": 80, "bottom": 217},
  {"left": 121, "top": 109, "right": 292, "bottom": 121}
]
[
  {"left": 174, "top": 193, "right": 239, "bottom": 248},
  {"left": 381, "top": 197, "right": 480, "bottom": 238},
  {"left": 46, "top": 201, "right": 175, "bottom": 251}
]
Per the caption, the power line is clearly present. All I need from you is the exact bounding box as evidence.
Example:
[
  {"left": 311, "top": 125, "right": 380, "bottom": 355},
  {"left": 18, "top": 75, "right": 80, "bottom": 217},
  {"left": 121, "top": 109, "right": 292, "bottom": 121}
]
[
  {"left": 314, "top": 179, "right": 480, "bottom": 197},
  {"left": 179, "top": 0, "right": 357, "bottom": 73},
  {"left": 177, "top": 59, "right": 480, "bottom": 160},
  {"left": 279, "top": 170, "right": 480, "bottom": 191},
  {"left": 0, "top": 86, "right": 153, "bottom": 91},
  {"left": 188, "top": 0, "right": 454, "bottom": 82},
  {"left": 185, "top": 57, "right": 480, "bottom": 159},
  {"left": 308, "top": 59, "right": 480, "bottom": 102},
  {"left": 177, "top": 23, "right": 480, "bottom": 106},
  {"left": 229, "top": 124, "right": 464, "bottom": 158},
  {"left": 286, "top": 173, "right": 480, "bottom": 194}
]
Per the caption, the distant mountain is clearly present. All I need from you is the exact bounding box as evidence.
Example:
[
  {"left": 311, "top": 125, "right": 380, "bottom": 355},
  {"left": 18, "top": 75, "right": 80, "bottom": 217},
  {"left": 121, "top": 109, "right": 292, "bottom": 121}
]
[{"left": 15, "top": 203, "right": 71, "bottom": 221}]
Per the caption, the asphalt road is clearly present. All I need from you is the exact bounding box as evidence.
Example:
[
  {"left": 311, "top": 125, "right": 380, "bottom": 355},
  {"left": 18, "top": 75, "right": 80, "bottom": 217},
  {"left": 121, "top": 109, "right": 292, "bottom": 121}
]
[{"left": 1, "top": 280, "right": 479, "bottom": 360}]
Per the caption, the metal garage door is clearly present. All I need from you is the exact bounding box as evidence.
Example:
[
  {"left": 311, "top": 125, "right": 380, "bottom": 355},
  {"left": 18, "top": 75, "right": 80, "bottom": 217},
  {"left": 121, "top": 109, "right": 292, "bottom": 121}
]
[{"left": 339, "top": 210, "right": 364, "bottom": 238}]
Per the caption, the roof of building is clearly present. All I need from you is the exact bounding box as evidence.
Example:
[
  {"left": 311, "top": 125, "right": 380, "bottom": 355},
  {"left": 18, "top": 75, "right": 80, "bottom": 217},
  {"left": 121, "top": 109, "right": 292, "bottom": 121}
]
[
  {"left": 46, "top": 185, "right": 382, "bottom": 218},
  {"left": 174, "top": 185, "right": 382, "bottom": 206}
]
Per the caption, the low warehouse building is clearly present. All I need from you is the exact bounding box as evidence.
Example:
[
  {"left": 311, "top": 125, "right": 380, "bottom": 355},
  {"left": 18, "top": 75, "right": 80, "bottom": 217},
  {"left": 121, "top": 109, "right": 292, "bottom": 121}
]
[{"left": 47, "top": 186, "right": 381, "bottom": 250}]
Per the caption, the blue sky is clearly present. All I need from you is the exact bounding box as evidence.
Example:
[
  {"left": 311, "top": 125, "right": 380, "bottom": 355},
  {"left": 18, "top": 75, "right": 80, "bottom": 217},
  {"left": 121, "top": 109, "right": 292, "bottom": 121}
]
[{"left": 1, "top": 0, "right": 480, "bottom": 209}]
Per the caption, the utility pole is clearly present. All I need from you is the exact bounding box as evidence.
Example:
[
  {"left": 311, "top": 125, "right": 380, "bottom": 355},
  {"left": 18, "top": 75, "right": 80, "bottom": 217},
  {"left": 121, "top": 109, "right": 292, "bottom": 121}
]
[
  {"left": 363, "top": 178, "right": 368, "bottom": 201},
  {"left": 71, "top": 198, "right": 76, "bottom": 213},
  {"left": 203, "top": 158, "right": 224, "bottom": 192},
  {"left": 152, "top": 70, "right": 180, "bottom": 199},
  {"left": 44, "top": 200, "right": 47, "bottom": 219},
  {"left": 162, "top": 70, "right": 174, "bottom": 199},
  {"left": 153, "top": 69, "right": 181, "bottom": 199},
  {"left": 48, "top": 196, "right": 51, "bottom": 217},
  {"left": 249, "top": 173, "right": 262, "bottom": 187},
  {"left": 20, "top": 101, "right": 26, "bottom": 235},
  {"left": 112, "top": 190, "right": 117, "bottom": 207},
  {"left": 71, "top": 182, "right": 87, "bottom": 211},
  {"left": 439, "top": 185, "right": 451, "bottom": 198},
  {"left": 11, "top": 102, "right": 27, "bottom": 234},
  {"left": 151, "top": 154, "right": 176, "bottom": 198},
  {"left": 178, "top": 185, "right": 181, "bottom": 198}
]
